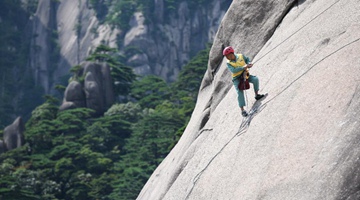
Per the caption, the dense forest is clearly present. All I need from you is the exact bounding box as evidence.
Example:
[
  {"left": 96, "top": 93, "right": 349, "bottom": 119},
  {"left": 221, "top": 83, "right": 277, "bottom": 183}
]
[
  {"left": 0, "top": 44, "right": 210, "bottom": 199},
  {"left": 0, "top": 1, "right": 212, "bottom": 199}
]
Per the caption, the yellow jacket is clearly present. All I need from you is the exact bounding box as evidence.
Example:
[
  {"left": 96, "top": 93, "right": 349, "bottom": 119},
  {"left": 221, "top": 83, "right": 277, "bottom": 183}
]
[{"left": 226, "top": 54, "right": 250, "bottom": 79}]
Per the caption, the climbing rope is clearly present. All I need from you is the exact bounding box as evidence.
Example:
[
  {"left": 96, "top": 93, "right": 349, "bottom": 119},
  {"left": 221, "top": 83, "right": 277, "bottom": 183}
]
[
  {"left": 252, "top": 0, "right": 341, "bottom": 65},
  {"left": 261, "top": 36, "right": 360, "bottom": 106},
  {"left": 183, "top": 0, "right": 353, "bottom": 199},
  {"left": 244, "top": 89, "right": 249, "bottom": 111},
  {"left": 185, "top": 35, "right": 360, "bottom": 198},
  {"left": 184, "top": 101, "right": 264, "bottom": 200}
]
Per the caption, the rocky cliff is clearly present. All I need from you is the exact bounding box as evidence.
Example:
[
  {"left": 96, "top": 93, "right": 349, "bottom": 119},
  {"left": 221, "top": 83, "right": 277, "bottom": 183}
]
[
  {"left": 29, "top": 0, "right": 119, "bottom": 93},
  {"left": 29, "top": 0, "right": 230, "bottom": 93},
  {"left": 137, "top": 0, "right": 360, "bottom": 199}
]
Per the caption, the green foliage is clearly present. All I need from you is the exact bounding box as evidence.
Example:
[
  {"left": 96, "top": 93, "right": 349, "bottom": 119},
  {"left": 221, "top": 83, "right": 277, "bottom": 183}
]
[
  {"left": 106, "top": 0, "right": 137, "bottom": 30},
  {"left": 54, "top": 157, "right": 74, "bottom": 174},
  {"left": 25, "top": 96, "right": 59, "bottom": 152},
  {"left": 86, "top": 44, "right": 136, "bottom": 97},
  {"left": 0, "top": 38, "right": 210, "bottom": 199},
  {"left": 130, "top": 75, "right": 171, "bottom": 108},
  {"left": 105, "top": 102, "right": 145, "bottom": 122},
  {"left": 171, "top": 43, "right": 211, "bottom": 100},
  {"left": 0, "top": 145, "right": 42, "bottom": 199},
  {"left": 86, "top": 44, "right": 118, "bottom": 63},
  {"left": 77, "top": 145, "right": 112, "bottom": 172},
  {"left": 89, "top": 0, "right": 207, "bottom": 31},
  {"left": 89, "top": 0, "right": 110, "bottom": 21},
  {"left": 69, "top": 64, "right": 84, "bottom": 83},
  {"left": 54, "top": 84, "right": 66, "bottom": 94},
  {"left": 1, "top": 99, "right": 131, "bottom": 199},
  {"left": 82, "top": 115, "right": 132, "bottom": 164},
  {"left": 87, "top": 173, "right": 115, "bottom": 199},
  {"left": 54, "top": 108, "right": 94, "bottom": 133},
  {"left": 22, "top": 0, "right": 39, "bottom": 16},
  {"left": 164, "top": 0, "right": 178, "bottom": 13},
  {"left": 109, "top": 100, "right": 187, "bottom": 199},
  {"left": 70, "top": 64, "right": 82, "bottom": 75},
  {"left": 0, "top": 0, "right": 215, "bottom": 199}
]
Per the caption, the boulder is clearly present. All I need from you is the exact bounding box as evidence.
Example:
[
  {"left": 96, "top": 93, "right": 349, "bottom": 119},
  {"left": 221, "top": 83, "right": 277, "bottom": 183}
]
[
  {"left": 31, "top": 0, "right": 230, "bottom": 89},
  {"left": 3, "top": 117, "right": 25, "bottom": 151},
  {"left": 59, "top": 81, "right": 86, "bottom": 111},
  {"left": 59, "top": 62, "right": 114, "bottom": 115},
  {"left": 84, "top": 71, "right": 103, "bottom": 115},
  {"left": 100, "top": 62, "right": 115, "bottom": 108},
  {"left": 30, "top": 0, "right": 120, "bottom": 93}
]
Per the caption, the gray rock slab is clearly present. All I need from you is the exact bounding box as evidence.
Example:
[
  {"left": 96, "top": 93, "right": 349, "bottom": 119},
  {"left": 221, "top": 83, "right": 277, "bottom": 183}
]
[{"left": 137, "top": 0, "right": 360, "bottom": 199}]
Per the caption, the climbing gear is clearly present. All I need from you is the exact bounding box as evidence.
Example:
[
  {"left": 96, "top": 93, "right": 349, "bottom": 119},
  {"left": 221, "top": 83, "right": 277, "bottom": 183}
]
[
  {"left": 238, "top": 73, "right": 250, "bottom": 90},
  {"left": 223, "top": 46, "right": 234, "bottom": 56},
  {"left": 186, "top": 3, "right": 350, "bottom": 198},
  {"left": 255, "top": 94, "right": 265, "bottom": 100},
  {"left": 228, "top": 54, "right": 249, "bottom": 78},
  {"left": 241, "top": 110, "right": 248, "bottom": 117}
]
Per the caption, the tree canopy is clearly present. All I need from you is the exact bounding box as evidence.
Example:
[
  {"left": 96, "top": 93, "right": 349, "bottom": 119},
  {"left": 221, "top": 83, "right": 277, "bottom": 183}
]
[{"left": 0, "top": 42, "right": 211, "bottom": 199}]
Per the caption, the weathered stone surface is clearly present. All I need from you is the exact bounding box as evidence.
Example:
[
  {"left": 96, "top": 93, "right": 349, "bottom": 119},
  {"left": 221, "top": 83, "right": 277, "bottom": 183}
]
[
  {"left": 127, "top": 53, "right": 149, "bottom": 66},
  {"left": 30, "top": 0, "right": 119, "bottom": 93},
  {"left": 100, "top": 62, "right": 115, "bottom": 108},
  {"left": 59, "top": 101, "right": 77, "bottom": 111},
  {"left": 138, "top": 0, "right": 360, "bottom": 199},
  {"left": 60, "top": 62, "right": 114, "bottom": 115},
  {"left": 84, "top": 71, "right": 103, "bottom": 115},
  {"left": 154, "top": 0, "right": 164, "bottom": 23},
  {"left": 30, "top": 0, "right": 230, "bottom": 91},
  {"left": 29, "top": 0, "right": 53, "bottom": 93},
  {"left": 59, "top": 81, "right": 85, "bottom": 111},
  {"left": 3, "top": 117, "right": 25, "bottom": 151}
]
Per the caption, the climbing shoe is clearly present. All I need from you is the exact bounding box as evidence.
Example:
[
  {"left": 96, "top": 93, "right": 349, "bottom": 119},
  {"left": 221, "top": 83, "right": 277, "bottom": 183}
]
[
  {"left": 255, "top": 94, "right": 265, "bottom": 100},
  {"left": 242, "top": 110, "right": 248, "bottom": 117}
]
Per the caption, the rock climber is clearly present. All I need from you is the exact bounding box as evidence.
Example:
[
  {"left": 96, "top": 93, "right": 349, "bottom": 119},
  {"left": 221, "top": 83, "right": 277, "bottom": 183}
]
[{"left": 223, "top": 46, "right": 265, "bottom": 117}]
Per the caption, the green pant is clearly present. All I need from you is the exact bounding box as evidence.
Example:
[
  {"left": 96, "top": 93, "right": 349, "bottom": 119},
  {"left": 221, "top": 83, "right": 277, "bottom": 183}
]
[{"left": 232, "top": 75, "right": 259, "bottom": 107}]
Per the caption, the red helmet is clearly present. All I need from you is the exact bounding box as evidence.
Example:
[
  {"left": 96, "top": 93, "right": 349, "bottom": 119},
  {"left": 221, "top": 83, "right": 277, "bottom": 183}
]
[{"left": 223, "top": 46, "right": 234, "bottom": 56}]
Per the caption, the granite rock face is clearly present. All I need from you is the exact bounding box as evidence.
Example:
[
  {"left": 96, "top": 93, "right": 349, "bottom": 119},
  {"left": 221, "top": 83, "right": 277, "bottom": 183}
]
[
  {"left": 30, "top": 0, "right": 230, "bottom": 93},
  {"left": 138, "top": 0, "right": 360, "bottom": 199},
  {"left": 60, "top": 62, "right": 114, "bottom": 116}
]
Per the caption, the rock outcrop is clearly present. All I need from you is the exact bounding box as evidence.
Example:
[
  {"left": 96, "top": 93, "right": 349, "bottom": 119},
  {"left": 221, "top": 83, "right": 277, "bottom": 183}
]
[
  {"left": 60, "top": 80, "right": 85, "bottom": 110},
  {"left": 138, "top": 0, "right": 360, "bottom": 199},
  {"left": 29, "top": 0, "right": 55, "bottom": 93},
  {"left": 29, "top": 0, "right": 230, "bottom": 93},
  {"left": 3, "top": 117, "right": 25, "bottom": 151},
  {"left": 60, "top": 62, "right": 114, "bottom": 116},
  {"left": 30, "top": 0, "right": 119, "bottom": 93}
]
